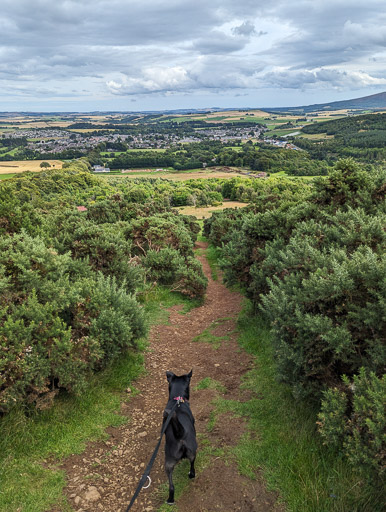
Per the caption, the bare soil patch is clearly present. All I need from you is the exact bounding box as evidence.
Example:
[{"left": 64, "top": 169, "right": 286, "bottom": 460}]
[{"left": 50, "top": 243, "right": 283, "bottom": 512}]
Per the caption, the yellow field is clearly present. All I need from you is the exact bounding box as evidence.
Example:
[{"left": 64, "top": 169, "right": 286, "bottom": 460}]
[
  {"left": 68, "top": 128, "right": 115, "bottom": 133},
  {"left": 0, "top": 160, "right": 63, "bottom": 174},
  {"left": 175, "top": 201, "right": 249, "bottom": 219}
]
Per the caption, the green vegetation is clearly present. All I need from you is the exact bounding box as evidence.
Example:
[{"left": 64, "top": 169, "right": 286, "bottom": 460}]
[
  {"left": 195, "top": 376, "right": 226, "bottom": 393},
  {"left": 203, "top": 159, "right": 385, "bottom": 483},
  {"left": 225, "top": 304, "right": 385, "bottom": 512},
  {"left": 0, "top": 133, "right": 384, "bottom": 511},
  {"left": 192, "top": 318, "right": 233, "bottom": 348},
  {"left": 0, "top": 283, "right": 199, "bottom": 512},
  {"left": 0, "top": 162, "right": 210, "bottom": 413},
  {"left": 297, "top": 112, "right": 386, "bottom": 162}
]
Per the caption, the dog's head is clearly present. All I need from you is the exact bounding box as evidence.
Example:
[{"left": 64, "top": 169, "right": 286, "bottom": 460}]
[{"left": 166, "top": 370, "right": 192, "bottom": 401}]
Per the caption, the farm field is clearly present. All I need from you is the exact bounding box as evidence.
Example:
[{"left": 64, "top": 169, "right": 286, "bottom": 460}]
[
  {"left": 0, "top": 173, "right": 17, "bottom": 180},
  {"left": 168, "top": 108, "right": 350, "bottom": 126},
  {"left": 0, "top": 160, "right": 63, "bottom": 174},
  {"left": 175, "top": 201, "right": 249, "bottom": 218},
  {"left": 108, "top": 167, "right": 245, "bottom": 181}
]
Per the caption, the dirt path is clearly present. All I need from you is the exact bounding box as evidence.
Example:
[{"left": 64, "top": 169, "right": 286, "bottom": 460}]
[{"left": 52, "top": 242, "right": 283, "bottom": 512}]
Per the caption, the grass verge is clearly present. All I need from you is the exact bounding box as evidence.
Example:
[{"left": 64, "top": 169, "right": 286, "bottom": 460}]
[{"left": 223, "top": 301, "right": 384, "bottom": 512}]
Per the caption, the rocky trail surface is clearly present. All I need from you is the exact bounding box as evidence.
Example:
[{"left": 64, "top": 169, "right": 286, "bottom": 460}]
[{"left": 51, "top": 242, "right": 284, "bottom": 512}]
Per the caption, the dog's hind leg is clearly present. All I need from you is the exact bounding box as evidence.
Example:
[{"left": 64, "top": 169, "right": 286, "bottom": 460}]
[
  {"left": 187, "top": 452, "right": 196, "bottom": 479},
  {"left": 165, "top": 460, "right": 176, "bottom": 504}
]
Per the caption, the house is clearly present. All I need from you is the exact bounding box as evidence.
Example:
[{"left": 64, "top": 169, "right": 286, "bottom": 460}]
[{"left": 93, "top": 165, "right": 110, "bottom": 173}]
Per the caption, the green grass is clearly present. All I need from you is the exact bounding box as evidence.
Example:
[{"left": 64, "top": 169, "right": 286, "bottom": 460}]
[
  {"left": 192, "top": 317, "right": 233, "bottom": 349},
  {"left": 195, "top": 377, "right": 226, "bottom": 394},
  {"left": 0, "top": 173, "right": 16, "bottom": 180},
  {"left": 0, "top": 287, "right": 199, "bottom": 512},
  {"left": 1, "top": 147, "right": 18, "bottom": 156},
  {"left": 265, "top": 128, "right": 299, "bottom": 137},
  {"left": 142, "top": 285, "right": 204, "bottom": 323},
  {"left": 0, "top": 350, "right": 143, "bottom": 512},
  {"left": 220, "top": 302, "right": 385, "bottom": 512},
  {"left": 205, "top": 244, "right": 222, "bottom": 281}
]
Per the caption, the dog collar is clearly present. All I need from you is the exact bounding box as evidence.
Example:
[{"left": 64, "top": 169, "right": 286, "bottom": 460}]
[{"left": 173, "top": 396, "right": 185, "bottom": 404}]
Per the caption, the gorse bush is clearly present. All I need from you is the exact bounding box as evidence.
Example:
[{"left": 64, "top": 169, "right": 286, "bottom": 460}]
[
  {"left": 204, "top": 159, "right": 385, "bottom": 478},
  {"left": 318, "top": 370, "right": 385, "bottom": 478},
  {"left": 261, "top": 244, "right": 385, "bottom": 398},
  {"left": 0, "top": 232, "right": 146, "bottom": 412},
  {"left": 0, "top": 166, "right": 209, "bottom": 412}
]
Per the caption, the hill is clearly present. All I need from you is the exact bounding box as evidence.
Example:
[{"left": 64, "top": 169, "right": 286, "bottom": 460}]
[{"left": 266, "top": 91, "right": 386, "bottom": 113}]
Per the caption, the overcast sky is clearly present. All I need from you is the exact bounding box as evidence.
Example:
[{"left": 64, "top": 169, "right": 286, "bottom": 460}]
[{"left": 1, "top": 0, "right": 386, "bottom": 111}]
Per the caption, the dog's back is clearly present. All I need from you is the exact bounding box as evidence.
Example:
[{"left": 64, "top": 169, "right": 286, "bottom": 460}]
[
  {"left": 164, "top": 371, "right": 197, "bottom": 504},
  {"left": 164, "top": 398, "right": 197, "bottom": 460}
]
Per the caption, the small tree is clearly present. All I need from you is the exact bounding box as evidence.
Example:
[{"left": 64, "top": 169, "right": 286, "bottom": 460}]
[{"left": 40, "top": 161, "right": 51, "bottom": 169}]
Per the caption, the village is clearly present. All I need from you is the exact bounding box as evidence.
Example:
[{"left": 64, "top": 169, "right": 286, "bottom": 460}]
[{"left": 1, "top": 122, "right": 298, "bottom": 158}]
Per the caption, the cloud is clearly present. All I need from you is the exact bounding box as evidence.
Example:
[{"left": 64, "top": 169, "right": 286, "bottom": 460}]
[
  {"left": 261, "top": 67, "right": 386, "bottom": 90},
  {"left": 191, "top": 31, "right": 248, "bottom": 54},
  {"left": 0, "top": 0, "right": 386, "bottom": 108},
  {"left": 107, "top": 66, "right": 193, "bottom": 95},
  {"left": 232, "top": 21, "right": 256, "bottom": 36}
]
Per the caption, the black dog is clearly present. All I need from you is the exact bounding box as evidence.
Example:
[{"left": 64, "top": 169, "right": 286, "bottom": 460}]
[{"left": 163, "top": 369, "right": 197, "bottom": 504}]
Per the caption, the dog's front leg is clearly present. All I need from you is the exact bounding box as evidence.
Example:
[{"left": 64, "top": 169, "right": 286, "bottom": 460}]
[{"left": 165, "top": 460, "right": 176, "bottom": 504}]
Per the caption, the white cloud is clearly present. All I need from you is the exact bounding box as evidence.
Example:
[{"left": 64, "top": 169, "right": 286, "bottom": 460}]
[{"left": 107, "top": 66, "right": 193, "bottom": 95}]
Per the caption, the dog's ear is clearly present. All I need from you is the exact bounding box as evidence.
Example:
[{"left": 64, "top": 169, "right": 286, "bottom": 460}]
[
  {"left": 186, "top": 369, "right": 193, "bottom": 379},
  {"left": 166, "top": 371, "right": 175, "bottom": 382}
]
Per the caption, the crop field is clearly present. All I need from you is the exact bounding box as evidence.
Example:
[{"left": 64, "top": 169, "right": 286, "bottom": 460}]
[
  {"left": 299, "top": 132, "right": 334, "bottom": 139},
  {"left": 68, "top": 128, "right": 115, "bottom": 133},
  {"left": 0, "top": 160, "right": 63, "bottom": 174},
  {"left": 111, "top": 167, "right": 246, "bottom": 181},
  {"left": 175, "top": 201, "right": 249, "bottom": 218}
]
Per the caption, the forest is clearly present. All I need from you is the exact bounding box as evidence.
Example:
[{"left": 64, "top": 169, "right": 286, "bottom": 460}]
[{"left": 296, "top": 112, "right": 386, "bottom": 162}]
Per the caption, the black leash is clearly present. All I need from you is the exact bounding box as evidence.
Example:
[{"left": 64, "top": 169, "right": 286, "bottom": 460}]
[{"left": 124, "top": 400, "right": 179, "bottom": 512}]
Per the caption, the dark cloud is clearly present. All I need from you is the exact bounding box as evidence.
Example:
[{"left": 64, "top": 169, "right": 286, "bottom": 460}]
[{"left": 232, "top": 21, "right": 256, "bottom": 36}]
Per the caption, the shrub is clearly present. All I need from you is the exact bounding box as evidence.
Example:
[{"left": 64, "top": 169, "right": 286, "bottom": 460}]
[
  {"left": 142, "top": 248, "right": 185, "bottom": 285},
  {"left": 142, "top": 249, "right": 207, "bottom": 298},
  {"left": 203, "top": 160, "right": 385, "bottom": 476},
  {"left": 318, "top": 369, "right": 385, "bottom": 478},
  {"left": 260, "top": 245, "right": 385, "bottom": 398},
  {"left": 172, "top": 256, "right": 208, "bottom": 298},
  {"left": 0, "top": 233, "right": 146, "bottom": 412},
  {"left": 125, "top": 213, "right": 195, "bottom": 257}
]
